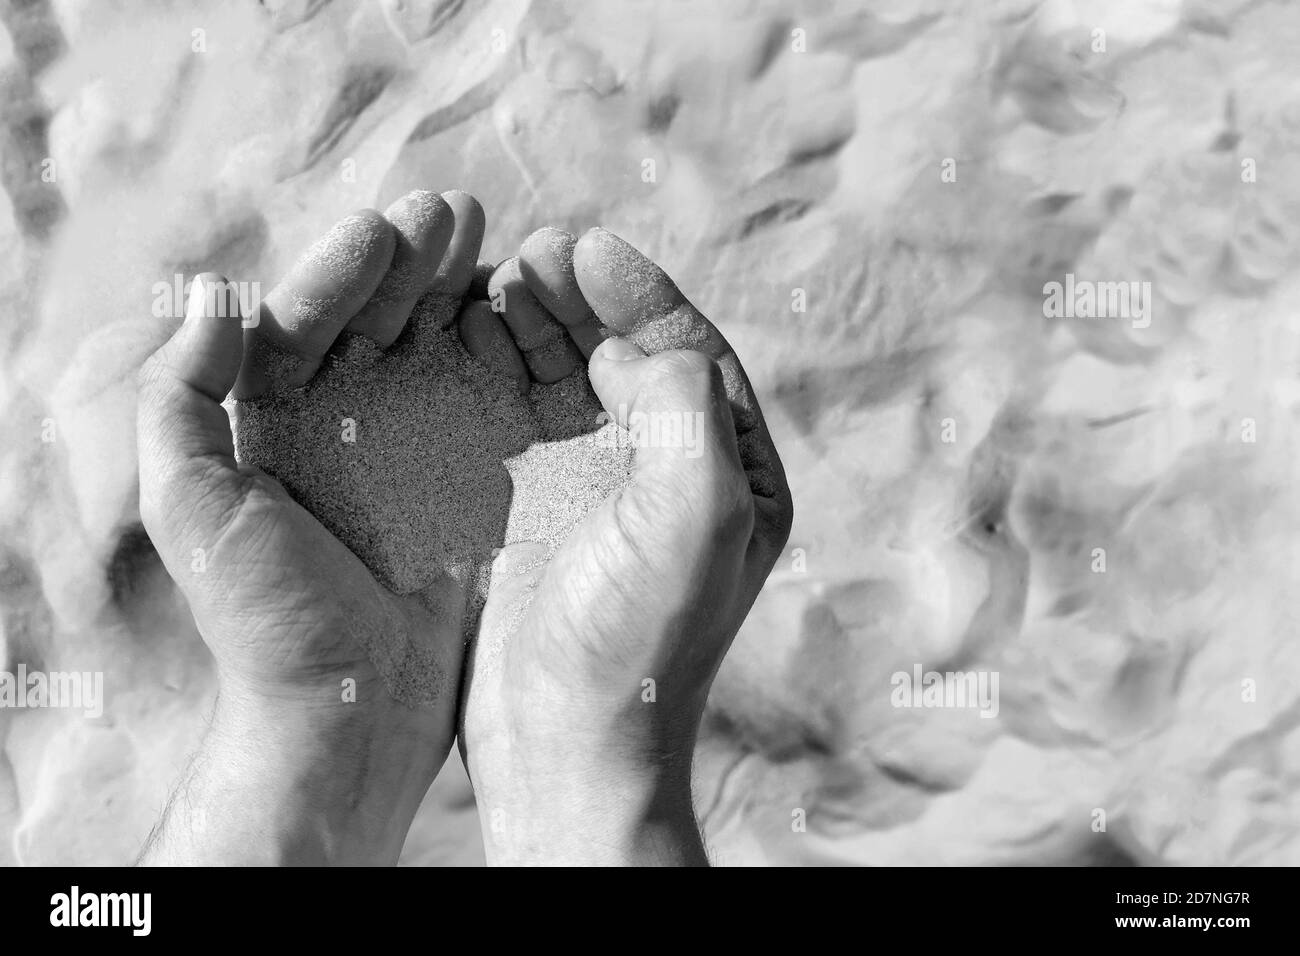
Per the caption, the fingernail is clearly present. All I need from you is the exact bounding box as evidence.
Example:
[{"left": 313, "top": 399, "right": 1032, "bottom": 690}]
[
  {"left": 598, "top": 337, "right": 643, "bottom": 362},
  {"left": 185, "top": 277, "right": 206, "bottom": 321}
]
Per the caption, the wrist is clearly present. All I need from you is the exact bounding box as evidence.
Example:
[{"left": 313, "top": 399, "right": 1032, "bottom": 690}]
[
  {"left": 471, "top": 744, "right": 707, "bottom": 866},
  {"left": 211, "top": 687, "right": 440, "bottom": 864},
  {"left": 143, "top": 680, "right": 443, "bottom": 866}
]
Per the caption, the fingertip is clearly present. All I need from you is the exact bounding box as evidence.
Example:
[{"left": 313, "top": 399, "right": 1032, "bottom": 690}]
[
  {"left": 468, "top": 260, "right": 494, "bottom": 300},
  {"left": 440, "top": 190, "right": 485, "bottom": 240},
  {"left": 435, "top": 191, "right": 486, "bottom": 297},
  {"left": 572, "top": 228, "right": 682, "bottom": 334},
  {"left": 350, "top": 206, "right": 388, "bottom": 224},
  {"left": 347, "top": 191, "right": 458, "bottom": 346},
  {"left": 267, "top": 209, "right": 396, "bottom": 337},
  {"left": 382, "top": 191, "right": 457, "bottom": 278},
  {"left": 440, "top": 189, "right": 482, "bottom": 210},
  {"left": 520, "top": 227, "right": 579, "bottom": 287},
  {"left": 570, "top": 227, "right": 604, "bottom": 281},
  {"left": 489, "top": 540, "right": 550, "bottom": 579},
  {"left": 587, "top": 337, "right": 645, "bottom": 416},
  {"left": 519, "top": 227, "right": 596, "bottom": 328},
  {"left": 169, "top": 273, "right": 245, "bottom": 401},
  {"left": 337, "top": 208, "right": 399, "bottom": 274},
  {"left": 591, "top": 336, "right": 644, "bottom": 363},
  {"left": 458, "top": 299, "right": 530, "bottom": 395}
]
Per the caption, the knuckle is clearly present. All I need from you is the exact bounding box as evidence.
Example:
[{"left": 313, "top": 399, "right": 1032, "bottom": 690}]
[
  {"left": 691, "top": 459, "right": 754, "bottom": 542},
  {"left": 135, "top": 350, "right": 167, "bottom": 394},
  {"left": 776, "top": 490, "right": 794, "bottom": 540},
  {"left": 768, "top": 487, "right": 795, "bottom": 546},
  {"left": 651, "top": 348, "right": 715, "bottom": 378},
  {"left": 644, "top": 350, "right": 722, "bottom": 403},
  {"left": 718, "top": 469, "right": 756, "bottom": 533}
]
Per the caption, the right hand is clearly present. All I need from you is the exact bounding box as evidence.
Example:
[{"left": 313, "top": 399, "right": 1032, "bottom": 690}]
[{"left": 460, "top": 229, "right": 793, "bottom": 865}]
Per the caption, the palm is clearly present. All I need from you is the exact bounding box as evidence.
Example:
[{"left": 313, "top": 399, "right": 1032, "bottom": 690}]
[
  {"left": 189, "top": 468, "right": 453, "bottom": 697},
  {"left": 460, "top": 227, "right": 792, "bottom": 790},
  {"left": 140, "top": 193, "right": 489, "bottom": 721},
  {"left": 468, "top": 475, "right": 744, "bottom": 750}
]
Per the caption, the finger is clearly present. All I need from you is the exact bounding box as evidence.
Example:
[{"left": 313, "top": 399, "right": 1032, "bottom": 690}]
[
  {"left": 233, "top": 209, "right": 396, "bottom": 398},
  {"left": 432, "top": 191, "right": 486, "bottom": 301},
  {"left": 348, "top": 190, "right": 455, "bottom": 347},
  {"left": 519, "top": 226, "right": 608, "bottom": 358},
  {"left": 573, "top": 227, "right": 764, "bottom": 438},
  {"left": 487, "top": 257, "right": 581, "bottom": 383},
  {"left": 456, "top": 540, "right": 550, "bottom": 765},
  {"left": 587, "top": 338, "right": 750, "bottom": 526},
  {"left": 407, "top": 191, "right": 487, "bottom": 332},
  {"left": 457, "top": 300, "right": 530, "bottom": 395},
  {"left": 572, "top": 228, "right": 727, "bottom": 355},
  {"left": 573, "top": 228, "right": 792, "bottom": 550},
  {"left": 137, "top": 275, "right": 246, "bottom": 552}
]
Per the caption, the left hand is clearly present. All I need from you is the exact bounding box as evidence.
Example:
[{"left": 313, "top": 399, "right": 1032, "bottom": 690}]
[{"left": 137, "top": 191, "right": 483, "bottom": 864}]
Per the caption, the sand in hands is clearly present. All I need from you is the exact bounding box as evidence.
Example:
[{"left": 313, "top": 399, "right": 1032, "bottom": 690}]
[{"left": 233, "top": 292, "right": 633, "bottom": 702}]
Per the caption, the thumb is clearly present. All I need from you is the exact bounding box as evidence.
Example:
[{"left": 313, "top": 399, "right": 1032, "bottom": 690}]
[
  {"left": 587, "top": 337, "right": 748, "bottom": 503},
  {"left": 136, "top": 274, "right": 248, "bottom": 560},
  {"left": 477, "top": 541, "right": 551, "bottom": 654}
]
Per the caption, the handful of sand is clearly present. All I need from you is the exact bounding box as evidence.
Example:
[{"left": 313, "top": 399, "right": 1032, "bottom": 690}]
[{"left": 234, "top": 292, "right": 633, "bottom": 633}]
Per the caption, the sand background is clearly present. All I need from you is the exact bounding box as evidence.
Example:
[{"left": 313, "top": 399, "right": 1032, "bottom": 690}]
[{"left": 1, "top": 0, "right": 1298, "bottom": 865}]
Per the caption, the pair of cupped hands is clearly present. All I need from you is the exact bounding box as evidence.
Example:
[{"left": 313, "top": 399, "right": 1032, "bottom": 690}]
[{"left": 136, "top": 190, "right": 792, "bottom": 866}]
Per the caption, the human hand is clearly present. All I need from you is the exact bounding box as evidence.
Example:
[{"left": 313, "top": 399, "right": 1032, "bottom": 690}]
[
  {"left": 460, "top": 228, "right": 793, "bottom": 865},
  {"left": 137, "top": 191, "right": 484, "bottom": 864}
]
